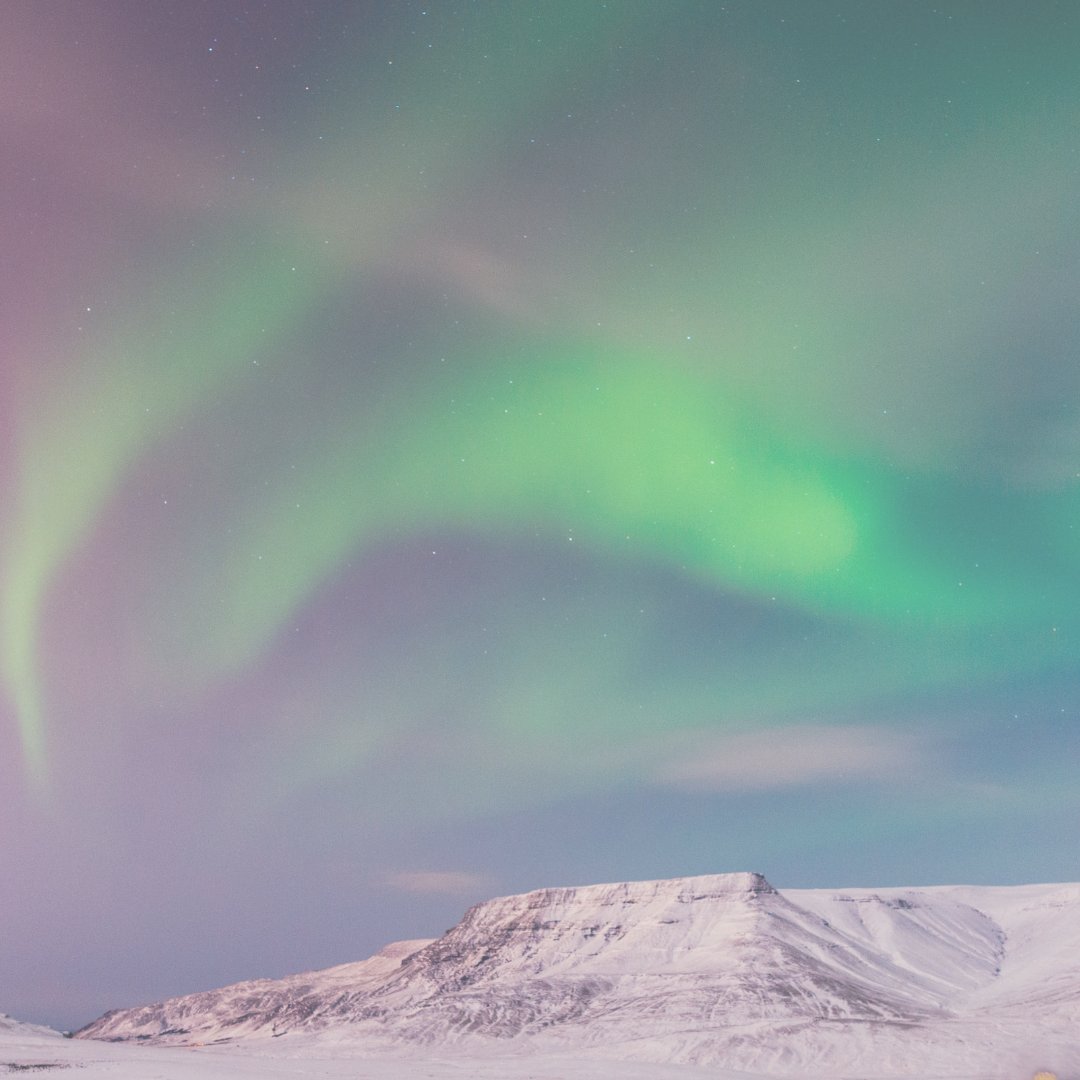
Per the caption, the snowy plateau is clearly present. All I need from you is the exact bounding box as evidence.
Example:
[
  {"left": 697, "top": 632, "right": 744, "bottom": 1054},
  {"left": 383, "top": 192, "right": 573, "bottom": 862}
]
[{"left": 3, "top": 872, "right": 1079, "bottom": 1079}]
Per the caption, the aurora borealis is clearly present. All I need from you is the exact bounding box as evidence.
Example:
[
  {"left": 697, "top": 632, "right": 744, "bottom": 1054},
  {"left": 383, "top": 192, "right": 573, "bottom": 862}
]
[{"left": 3, "top": 1, "right": 1080, "bottom": 1030}]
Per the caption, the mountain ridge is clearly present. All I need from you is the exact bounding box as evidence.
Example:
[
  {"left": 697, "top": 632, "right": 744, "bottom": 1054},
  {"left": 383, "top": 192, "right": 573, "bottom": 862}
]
[{"left": 75, "top": 872, "right": 1080, "bottom": 1077}]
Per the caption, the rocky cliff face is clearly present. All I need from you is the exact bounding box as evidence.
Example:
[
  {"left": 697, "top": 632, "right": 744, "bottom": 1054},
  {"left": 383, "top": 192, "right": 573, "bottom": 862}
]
[{"left": 76, "top": 872, "right": 1080, "bottom": 1077}]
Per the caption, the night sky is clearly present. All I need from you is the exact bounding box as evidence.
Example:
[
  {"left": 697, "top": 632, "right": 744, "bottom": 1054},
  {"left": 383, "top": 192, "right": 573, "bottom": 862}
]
[{"left": 3, "top": 1, "right": 1080, "bottom": 1032}]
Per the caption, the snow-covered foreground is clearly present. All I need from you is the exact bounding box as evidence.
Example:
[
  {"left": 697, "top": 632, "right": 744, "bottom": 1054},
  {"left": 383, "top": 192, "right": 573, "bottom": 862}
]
[
  {"left": 17, "top": 873, "right": 1080, "bottom": 1078},
  {"left": 0, "top": 1017, "right": 763, "bottom": 1080}
]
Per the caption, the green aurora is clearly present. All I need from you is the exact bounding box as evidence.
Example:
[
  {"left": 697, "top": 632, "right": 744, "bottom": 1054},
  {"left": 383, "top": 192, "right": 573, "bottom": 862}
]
[
  {"left": 3, "top": 0, "right": 1080, "bottom": 795},
  {"left": 6, "top": 1, "right": 1080, "bottom": 1032}
]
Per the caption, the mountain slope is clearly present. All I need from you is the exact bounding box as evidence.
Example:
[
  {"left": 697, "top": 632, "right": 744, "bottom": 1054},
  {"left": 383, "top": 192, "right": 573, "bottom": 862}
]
[
  {"left": 76, "top": 873, "right": 1080, "bottom": 1077},
  {"left": 78, "top": 938, "right": 436, "bottom": 1043}
]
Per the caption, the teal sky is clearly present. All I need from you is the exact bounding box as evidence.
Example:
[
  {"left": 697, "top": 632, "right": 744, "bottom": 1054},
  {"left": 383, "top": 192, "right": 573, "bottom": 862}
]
[{"left": 1, "top": 0, "right": 1079, "bottom": 1032}]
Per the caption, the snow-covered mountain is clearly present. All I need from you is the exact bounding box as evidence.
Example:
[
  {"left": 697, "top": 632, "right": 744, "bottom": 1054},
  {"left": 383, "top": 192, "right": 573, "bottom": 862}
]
[
  {"left": 76, "top": 872, "right": 1080, "bottom": 1077},
  {"left": 0, "top": 1012, "right": 63, "bottom": 1040}
]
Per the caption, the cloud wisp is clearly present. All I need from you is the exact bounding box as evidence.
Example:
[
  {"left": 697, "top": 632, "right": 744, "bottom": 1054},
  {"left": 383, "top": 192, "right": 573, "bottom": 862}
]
[
  {"left": 656, "top": 725, "right": 917, "bottom": 793},
  {"left": 384, "top": 872, "right": 494, "bottom": 897}
]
